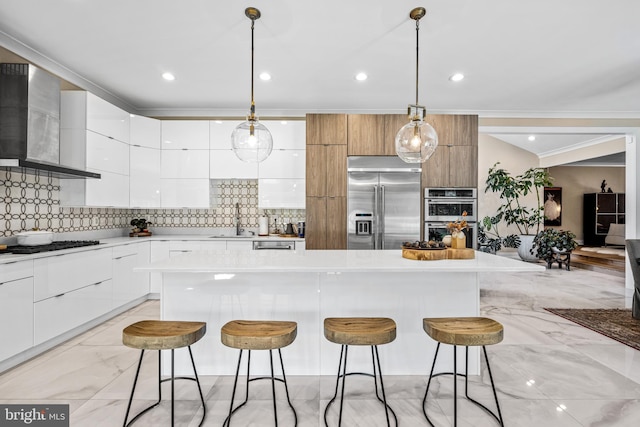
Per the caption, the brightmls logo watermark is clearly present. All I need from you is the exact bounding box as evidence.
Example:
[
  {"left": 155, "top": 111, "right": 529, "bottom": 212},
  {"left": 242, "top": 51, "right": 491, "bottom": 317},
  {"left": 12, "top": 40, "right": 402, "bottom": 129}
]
[{"left": 0, "top": 405, "right": 68, "bottom": 426}]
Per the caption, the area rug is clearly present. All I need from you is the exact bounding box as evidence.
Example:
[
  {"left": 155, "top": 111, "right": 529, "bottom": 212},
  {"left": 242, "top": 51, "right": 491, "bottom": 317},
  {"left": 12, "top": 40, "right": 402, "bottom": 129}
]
[{"left": 544, "top": 308, "right": 640, "bottom": 351}]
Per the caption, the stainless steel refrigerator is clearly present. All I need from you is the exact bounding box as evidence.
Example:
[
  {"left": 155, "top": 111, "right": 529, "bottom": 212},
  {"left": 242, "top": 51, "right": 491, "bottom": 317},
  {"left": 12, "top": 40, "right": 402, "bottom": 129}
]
[{"left": 347, "top": 156, "right": 422, "bottom": 250}]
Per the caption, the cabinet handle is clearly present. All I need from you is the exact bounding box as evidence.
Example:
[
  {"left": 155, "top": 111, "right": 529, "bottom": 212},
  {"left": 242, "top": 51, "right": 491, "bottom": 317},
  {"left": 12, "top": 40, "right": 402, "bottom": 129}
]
[
  {"left": 55, "top": 293, "right": 65, "bottom": 298},
  {"left": 93, "top": 281, "right": 103, "bottom": 286},
  {"left": 114, "top": 254, "right": 136, "bottom": 260}
]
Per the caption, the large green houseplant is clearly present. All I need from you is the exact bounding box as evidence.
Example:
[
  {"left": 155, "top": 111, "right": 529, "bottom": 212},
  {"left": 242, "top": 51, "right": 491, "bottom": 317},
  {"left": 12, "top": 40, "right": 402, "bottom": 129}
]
[{"left": 484, "top": 162, "right": 553, "bottom": 260}]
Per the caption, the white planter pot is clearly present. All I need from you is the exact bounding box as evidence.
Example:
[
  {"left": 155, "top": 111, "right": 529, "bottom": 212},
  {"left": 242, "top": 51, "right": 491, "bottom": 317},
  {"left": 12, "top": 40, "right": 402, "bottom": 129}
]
[{"left": 517, "top": 234, "right": 538, "bottom": 262}]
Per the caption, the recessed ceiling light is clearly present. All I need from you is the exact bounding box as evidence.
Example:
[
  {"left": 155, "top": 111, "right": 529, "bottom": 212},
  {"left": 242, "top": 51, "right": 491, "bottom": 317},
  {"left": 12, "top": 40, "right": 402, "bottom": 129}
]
[
  {"left": 162, "top": 72, "right": 175, "bottom": 81},
  {"left": 449, "top": 73, "right": 464, "bottom": 82},
  {"left": 528, "top": 135, "right": 536, "bottom": 141},
  {"left": 281, "top": 121, "right": 288, "bottom": 125},
  {"left": 355, "top": 72, "right": 368, "bottom": 81},
  {"left": 259, "top": 72, "right": 271, "bottom": 81},
  {"left": 214, "top": 120, "right": 223, "bottom": 124}
]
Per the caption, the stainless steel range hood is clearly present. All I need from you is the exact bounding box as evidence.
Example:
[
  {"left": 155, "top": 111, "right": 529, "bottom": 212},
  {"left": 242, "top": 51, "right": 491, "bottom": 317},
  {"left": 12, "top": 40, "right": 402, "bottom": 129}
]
[{"left": 0, "top": 63, "right": 100, "bottom": 179}]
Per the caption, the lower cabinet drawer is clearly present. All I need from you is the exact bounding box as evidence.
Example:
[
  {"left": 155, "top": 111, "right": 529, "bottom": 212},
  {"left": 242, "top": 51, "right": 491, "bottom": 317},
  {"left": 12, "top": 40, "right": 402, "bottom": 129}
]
[{"left": 34, "top": 279, "right": 113, "bottom": 345}]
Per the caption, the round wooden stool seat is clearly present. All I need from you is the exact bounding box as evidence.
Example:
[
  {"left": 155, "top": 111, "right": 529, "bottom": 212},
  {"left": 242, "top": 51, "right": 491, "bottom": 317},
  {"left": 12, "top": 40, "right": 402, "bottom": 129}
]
[
  {"left": 122, "top": 320, "right": 206, "bottom": 350},
  {"left": 221, "top": 320, "right": 297, "bottom": 350},
  {"left": 324, "top": 317, "right": 396, "bottom": 346},
  {"left": 422, "top": 317, "right": 503, "bottom": 346}
]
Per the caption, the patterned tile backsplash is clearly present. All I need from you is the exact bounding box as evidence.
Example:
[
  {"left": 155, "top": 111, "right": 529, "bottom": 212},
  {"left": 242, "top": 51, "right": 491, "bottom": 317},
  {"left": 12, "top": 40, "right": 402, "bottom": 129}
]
[{"left": 0, "top": 170, "right": 305, "bottom": 237}]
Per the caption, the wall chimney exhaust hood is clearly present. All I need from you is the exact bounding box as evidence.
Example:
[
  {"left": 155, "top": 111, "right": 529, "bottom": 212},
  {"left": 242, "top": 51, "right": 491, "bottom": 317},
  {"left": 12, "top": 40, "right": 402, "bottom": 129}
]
[{"left": 0, "top": 63, "right": 100, "bottom": 179}]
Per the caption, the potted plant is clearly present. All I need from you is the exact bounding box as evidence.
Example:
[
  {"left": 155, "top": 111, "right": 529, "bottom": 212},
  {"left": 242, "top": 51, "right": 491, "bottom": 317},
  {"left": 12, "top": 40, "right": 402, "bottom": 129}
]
[
  {"left": 477, "top": 213, "right": 521, "bottom": 253},
  {"left": 530, "top": 229, "right": 578, "bottom": 268},
  {"left": 130, "top": 218, "right": 152, "bottom": 233},
  {"left": 484, "top": 162, "right": 553, "bottom": 261}
]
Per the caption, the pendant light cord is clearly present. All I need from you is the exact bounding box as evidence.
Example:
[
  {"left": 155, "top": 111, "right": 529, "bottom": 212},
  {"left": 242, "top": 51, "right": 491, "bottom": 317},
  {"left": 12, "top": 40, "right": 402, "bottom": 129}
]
[
  {"left": 415, "top": 17, "right": 420, "bottom": 106},
  {"left": 249, "top": 18, "right": 256, "bottom": 117}
]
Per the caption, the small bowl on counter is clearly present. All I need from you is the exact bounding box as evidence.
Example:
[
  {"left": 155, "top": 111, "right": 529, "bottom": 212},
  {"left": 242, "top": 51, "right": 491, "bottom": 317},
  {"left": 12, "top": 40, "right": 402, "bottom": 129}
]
[{"left": 15, "top": 230, "right": 54, "bottom": 246}]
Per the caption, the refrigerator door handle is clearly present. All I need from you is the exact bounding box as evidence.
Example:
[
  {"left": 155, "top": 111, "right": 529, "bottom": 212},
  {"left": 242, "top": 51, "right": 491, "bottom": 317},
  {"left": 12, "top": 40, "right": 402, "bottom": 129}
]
[
  {"left": 380, "top": 185, "right": 385, "bottom": 249},
  {"left": 373, "top": 184, "right": 379, "bottom": 249}
]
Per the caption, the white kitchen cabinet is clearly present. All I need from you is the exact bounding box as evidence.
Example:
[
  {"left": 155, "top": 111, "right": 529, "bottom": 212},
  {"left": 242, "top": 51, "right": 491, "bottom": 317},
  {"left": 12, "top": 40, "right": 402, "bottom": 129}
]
[
  {"left": 130, "top": 115, "right": 161, "bottom": 149},
  {"left": 34, "top": 279, "right": 113, "bottom": 345},
  {"left": 85, "top": 171, "right": 130, "bottom": 207},
  {"left": 130, "top": 146, "right": 161, "bottom": 207},
  {"left": 61, "top": 91, "right": 130, "bottom": 144},
  {"left": 261, "top": 120, "right": 306, "bottom": 149},
  {"left": 161, "top": 179, "right": 210, "bottom": 208},
  {"left": 161, "top": 120, "right": 209, "bottom": 150},
  {"left": 113, "top": 243, "right": 149, "bottom": 308},
  {"left": 209, "top": 121, "right": 238, "bottom": 149},
  {"left": 226, "top": 240, "right": 253, "bottom": 250},
  {"left": 258, "top": 149, "right": 305, "bottom": 179},
  {"left": 161, "top": 150, "right": 209, "bottom": 178},
  {"left": 169, "top": 240, "right": 226, "bottom": 256},
  {"left": 86, "top": 131, "right": 130, "bottom": 175},
  {"left": 258, "top": 178, "right": 305, "bottom": 209},
  {"left": 33, "top": 248, "right": 112, "bottom": 302},
  {"left": 210, "top": 150, "right": 258, "bottom": 179},
  {"left": 60, "top": 91, "right": 130, "bottom": 208},
  {"left": 0, "top": 261, "right": 34, "bottom": 361}
]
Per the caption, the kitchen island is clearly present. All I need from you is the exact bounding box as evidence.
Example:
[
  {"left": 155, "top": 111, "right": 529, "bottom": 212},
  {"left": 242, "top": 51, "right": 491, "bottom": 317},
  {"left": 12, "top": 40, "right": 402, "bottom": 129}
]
[{"left": 142, "top": 249, "right": 543, "bottom": 376}]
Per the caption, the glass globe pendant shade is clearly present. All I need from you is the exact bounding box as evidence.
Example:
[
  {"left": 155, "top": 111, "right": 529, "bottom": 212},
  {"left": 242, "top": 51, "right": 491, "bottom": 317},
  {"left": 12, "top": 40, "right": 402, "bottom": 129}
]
[
  {"left": 395, "top": 120, "right": 438, "bottom": 163},
  {"left": 231, "top": 118, "right": 273, "bottom": 163}
]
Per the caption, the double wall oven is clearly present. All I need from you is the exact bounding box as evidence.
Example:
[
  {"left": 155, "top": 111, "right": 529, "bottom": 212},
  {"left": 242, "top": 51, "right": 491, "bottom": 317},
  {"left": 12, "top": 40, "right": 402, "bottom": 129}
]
[{"left": 424, "top": 188, "right": 477, "bottom": 249}]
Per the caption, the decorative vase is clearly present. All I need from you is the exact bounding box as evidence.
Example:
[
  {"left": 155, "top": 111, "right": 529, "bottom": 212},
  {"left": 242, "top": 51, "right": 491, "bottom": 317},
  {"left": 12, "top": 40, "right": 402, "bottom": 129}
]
[
  {"left": 442, "top": 235, "right": 452, "bottom": 247},
  {"left": 517, "top": 234, "right": 538, "bottom": 262},
  {"left": 451, "top": 231, "right": 466, "bottom": 249}
]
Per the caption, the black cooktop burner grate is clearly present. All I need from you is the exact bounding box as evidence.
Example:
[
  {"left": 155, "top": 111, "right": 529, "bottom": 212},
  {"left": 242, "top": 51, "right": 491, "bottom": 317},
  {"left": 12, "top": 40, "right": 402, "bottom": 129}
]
[{"left": 2, "top": 240, "right": 101, "bottom": 254}]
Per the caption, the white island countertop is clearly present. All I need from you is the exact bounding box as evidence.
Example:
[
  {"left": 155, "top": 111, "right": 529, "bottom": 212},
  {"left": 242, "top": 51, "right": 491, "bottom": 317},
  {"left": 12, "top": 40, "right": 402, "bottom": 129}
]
[
  {"left": 141, "top": 249, "right": 545, "bottom": 273},
  {"left": 150, "top": 249, "right": 543, "bottom": 376}
]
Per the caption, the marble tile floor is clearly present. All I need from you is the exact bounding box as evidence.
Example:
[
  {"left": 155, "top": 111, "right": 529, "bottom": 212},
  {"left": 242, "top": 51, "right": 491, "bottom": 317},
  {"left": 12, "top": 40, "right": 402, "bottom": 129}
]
[{"left": 1, "top": 266, "right": 639, "bottom": 426}]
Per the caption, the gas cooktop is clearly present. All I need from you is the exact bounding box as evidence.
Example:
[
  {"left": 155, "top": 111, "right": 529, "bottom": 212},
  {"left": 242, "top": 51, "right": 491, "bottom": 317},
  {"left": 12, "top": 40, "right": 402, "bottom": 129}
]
[{"left": 1, "top": 240, "right": 101, "bottom": 254}]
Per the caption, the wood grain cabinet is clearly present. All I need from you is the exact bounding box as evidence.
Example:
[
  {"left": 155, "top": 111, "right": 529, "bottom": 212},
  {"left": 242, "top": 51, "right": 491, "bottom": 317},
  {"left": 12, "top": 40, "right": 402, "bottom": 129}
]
[
  {"left": 420, "top": 114, "right": 478, "bottom": 188},
  {"left": 347, "top": 114, "right": 387, "bottom": 155},
  {"left": 305, "top": 114, "right": 348, "bottom": 249}
]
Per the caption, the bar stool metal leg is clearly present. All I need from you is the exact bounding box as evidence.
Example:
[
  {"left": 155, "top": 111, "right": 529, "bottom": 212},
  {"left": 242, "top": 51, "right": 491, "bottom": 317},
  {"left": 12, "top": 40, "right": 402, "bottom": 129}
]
[
  {"left": 224, "top": 349, "right": 297, "bottom": 427},
  {"left": 422, "top": 343, "right": 504, "bottom": 427},
  {"left": 123, "top": 347, "right": 206, "bottom": 427},
  {"left": 324, "top": 345, "right": 397, "bottom": 427}
]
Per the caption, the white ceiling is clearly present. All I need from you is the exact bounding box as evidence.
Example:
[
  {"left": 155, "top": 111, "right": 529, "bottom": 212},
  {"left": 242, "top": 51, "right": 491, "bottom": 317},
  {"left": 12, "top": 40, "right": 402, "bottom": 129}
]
[{"left": 0, "top": 0, "right": 638, "bottom": 161}]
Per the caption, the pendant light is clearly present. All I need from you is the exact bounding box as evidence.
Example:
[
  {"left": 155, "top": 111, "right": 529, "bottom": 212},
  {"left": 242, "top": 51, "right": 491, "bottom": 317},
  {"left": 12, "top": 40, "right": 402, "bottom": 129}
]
[
  {"left": 231, "top": 7, "right": 273, "bottom": 163},
  {"left": 395, "top": 7, "right": 438, "bottom": 164}
]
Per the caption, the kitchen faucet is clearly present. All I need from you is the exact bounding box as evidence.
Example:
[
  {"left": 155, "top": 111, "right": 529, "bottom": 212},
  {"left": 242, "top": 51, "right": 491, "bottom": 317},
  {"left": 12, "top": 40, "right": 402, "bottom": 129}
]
[{"left": 235, "top": 202, "right": 242, "bottom": 236}]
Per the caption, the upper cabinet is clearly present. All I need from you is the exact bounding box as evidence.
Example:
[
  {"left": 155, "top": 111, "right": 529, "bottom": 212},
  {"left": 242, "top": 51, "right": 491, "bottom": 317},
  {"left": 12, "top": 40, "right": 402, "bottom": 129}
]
[
  {"left": 130, "top": 115, "right": 161, "bottom": 207},
  {"left": 347, "top": 115, "right": 387, "bottom": 155},
  {"left": 59, "top": 91, "right": 130, "bottom": 207},
  {"left": 306, "top": 114, "right": 347, "bottom": 145},
  {"left": 130, "top": 115, "right": 161, "bottom": 149},
  {"left": 209, "top": 120, "right": 238, "bottom": 150},
  {"left": 161, "top": 120, "right": 209, "bottom": 149},
  {"left": 262, "top": 120, "right": 306, "bottom": 149},
  {"left": 420, "top": 114, "right": 478, "bottom": 188},
  {"left": 61, "top": 91, "right": 130, "bottom": 143}
]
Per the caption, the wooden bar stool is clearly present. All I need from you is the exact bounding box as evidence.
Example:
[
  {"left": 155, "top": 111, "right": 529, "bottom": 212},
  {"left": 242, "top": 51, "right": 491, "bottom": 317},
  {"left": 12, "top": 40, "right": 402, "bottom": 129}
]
[
  {"left": 422, "top": 317, "right": 504, "bottom": 427},
  {"left": 122, "top": 320, "right": 207, "bottom": 427},
  {"left": 221, "top": 320, "right": 298, "bottom": 427},
  {"left": 323, "top": 317, "right": 398, "bottom": 427}
]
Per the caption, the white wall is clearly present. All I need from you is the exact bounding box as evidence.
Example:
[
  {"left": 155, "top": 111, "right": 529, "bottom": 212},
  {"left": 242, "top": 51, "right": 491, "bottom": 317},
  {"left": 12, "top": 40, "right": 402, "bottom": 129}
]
[{"left": 478, "top": 134, "right": 540, "bottom": 236}]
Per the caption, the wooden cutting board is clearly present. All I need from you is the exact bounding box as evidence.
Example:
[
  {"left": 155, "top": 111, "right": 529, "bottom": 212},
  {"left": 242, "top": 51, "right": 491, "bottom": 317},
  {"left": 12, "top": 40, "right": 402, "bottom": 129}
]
[{"left": 402, "top": 247, "right": 475, "bottom": 260}]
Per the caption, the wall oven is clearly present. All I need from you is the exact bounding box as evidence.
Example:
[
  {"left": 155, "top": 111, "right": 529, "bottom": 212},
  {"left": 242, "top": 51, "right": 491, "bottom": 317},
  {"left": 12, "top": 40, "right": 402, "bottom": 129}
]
[
  {"left": 424, "top": 188, "right": 478, "bottom": 249},
  {"left": 424, "top": 188, "right": 477, "bottom": 222}
]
